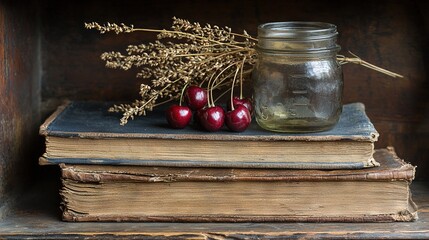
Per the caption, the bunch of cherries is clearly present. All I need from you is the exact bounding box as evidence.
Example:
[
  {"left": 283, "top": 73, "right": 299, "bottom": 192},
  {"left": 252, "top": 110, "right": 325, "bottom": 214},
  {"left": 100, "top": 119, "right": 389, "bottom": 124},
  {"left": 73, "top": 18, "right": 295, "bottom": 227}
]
[{"left": 166, "top": 86, "right": 252, "bottom": 132}]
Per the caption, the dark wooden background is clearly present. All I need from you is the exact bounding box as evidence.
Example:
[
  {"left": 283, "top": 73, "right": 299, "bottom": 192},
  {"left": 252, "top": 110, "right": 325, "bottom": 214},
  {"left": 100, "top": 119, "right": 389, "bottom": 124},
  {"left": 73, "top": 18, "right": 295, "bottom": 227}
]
[
  {"left": 0, "top": 0, "right": 428, "bottom": 211},
  {"left": 40, "top": 0, "right": 429, "bottom": 179},
  {"left": 0, "top": 0, "right": 41, "bottom": 211}
]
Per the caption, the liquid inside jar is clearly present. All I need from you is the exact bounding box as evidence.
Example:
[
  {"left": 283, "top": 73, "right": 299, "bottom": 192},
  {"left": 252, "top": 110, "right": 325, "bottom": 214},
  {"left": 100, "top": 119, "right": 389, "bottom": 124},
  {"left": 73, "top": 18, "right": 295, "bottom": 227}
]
[
  {"left": 253, "top": 22, "right": 343, "bottom": 133},
  {"left": 253, "top": 56, "right": 343, "bottom": 132}
]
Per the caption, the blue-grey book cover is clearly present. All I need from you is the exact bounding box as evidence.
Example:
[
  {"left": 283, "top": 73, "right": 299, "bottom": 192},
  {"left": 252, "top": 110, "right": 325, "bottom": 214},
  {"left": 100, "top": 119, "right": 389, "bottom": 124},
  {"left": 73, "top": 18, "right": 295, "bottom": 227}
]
[{"left": 40, "top": 102, "right": 379, "bottom": 169}]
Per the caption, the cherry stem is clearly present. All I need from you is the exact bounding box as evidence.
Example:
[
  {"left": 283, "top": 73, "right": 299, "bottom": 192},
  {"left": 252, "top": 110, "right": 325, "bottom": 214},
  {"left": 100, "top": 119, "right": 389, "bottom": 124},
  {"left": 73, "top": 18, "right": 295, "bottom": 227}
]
[
  {"left": 206, "top": 71, "right": 218, "bottom": 107},
  {"left": 214, "top": 88, "right": 231, "bottom": 103},
  {"left": 210, "top": 62, "right": 239, "bottom": 106},
  {"left": 179, "top": 83, "right": 190, "bottom": 106},
  {"left": 197, "top": 49, "right": 248, "bottom": 88},
  {"left": 212, "top": 69, "right": 253, "bottom": 90},
  {"left": 212, "top": 72, "right": 235, "bottom": 89},
  {"left": 239, "top": 56, "right": 246, "bottom": 99},
  {"left": 230, "top": 65, "right": 241, "bottom": 111}
]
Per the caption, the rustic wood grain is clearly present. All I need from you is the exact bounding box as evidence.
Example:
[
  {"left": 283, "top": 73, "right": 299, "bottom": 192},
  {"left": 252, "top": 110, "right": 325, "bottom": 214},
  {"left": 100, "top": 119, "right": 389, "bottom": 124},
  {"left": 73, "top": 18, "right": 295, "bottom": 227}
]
[{"left": 0, "top": 0, "right": 41, "bottom": 217}]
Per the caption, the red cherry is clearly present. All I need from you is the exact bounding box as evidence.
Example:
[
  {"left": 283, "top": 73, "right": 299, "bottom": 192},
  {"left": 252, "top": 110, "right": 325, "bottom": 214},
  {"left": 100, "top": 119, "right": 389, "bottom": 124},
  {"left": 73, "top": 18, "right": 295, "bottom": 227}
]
[
  {"left": 198, "top": 106, "right": 225, "bottom": 132},
  {"left": 185, "top": 86, "right": 208, "bottom": 110},
  {"left": 166, "top": 105, "right": 192, "bottom": 129},
  {"left": 225, "top": 105, "right": 251, "bottom": 132},
  {"left": 228, "top": 96, "right": 253, "bottom": 114}
]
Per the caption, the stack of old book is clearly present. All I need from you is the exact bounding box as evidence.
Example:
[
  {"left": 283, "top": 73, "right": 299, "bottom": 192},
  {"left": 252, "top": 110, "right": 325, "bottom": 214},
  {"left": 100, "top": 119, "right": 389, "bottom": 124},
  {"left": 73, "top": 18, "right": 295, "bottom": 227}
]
[{"left": 39, "top": 102, "right": 417, "bottom": 222}]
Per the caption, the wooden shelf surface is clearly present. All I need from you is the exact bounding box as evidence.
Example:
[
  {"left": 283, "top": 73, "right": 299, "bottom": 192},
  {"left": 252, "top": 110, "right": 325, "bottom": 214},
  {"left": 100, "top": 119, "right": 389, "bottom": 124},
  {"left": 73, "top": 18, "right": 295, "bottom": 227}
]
[{"left": 0, "top": 181, "right": 428, "bottom": 239}]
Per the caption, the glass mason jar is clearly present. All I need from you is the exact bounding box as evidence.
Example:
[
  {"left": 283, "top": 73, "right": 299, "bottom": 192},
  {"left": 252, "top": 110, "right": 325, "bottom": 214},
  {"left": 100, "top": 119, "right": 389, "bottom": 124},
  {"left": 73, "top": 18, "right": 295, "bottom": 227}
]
[{"left": 252, "top": 22, "right": 343, "bottom": 133}]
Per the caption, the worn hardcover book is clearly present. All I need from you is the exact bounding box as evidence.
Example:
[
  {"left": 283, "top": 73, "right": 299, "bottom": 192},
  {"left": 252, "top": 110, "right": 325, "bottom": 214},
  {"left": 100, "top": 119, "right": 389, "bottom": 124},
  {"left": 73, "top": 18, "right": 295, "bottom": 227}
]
[
  {"left": 60, "top": 148, "right": 417, "bottom": 222},
  {"left": 40, "top": 101, "right": 379, "bottom": 169}
]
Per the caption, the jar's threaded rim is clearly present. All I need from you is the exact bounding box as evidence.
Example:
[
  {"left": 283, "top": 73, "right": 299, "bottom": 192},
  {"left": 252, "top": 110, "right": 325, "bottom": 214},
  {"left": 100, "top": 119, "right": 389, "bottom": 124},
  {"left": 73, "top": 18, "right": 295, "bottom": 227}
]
[
  {"left": 258, "top": 22, "right": 338, "bottom": 40},
  {"left": 257, "top": 22, "right": 340, "bottom": 53}
]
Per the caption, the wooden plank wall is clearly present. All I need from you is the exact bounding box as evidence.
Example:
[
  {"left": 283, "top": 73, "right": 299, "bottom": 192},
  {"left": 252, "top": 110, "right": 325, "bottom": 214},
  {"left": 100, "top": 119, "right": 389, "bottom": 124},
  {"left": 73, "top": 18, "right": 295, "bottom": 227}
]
[
  {"left": 38, "top": 0, "right": 428, "bottom": 179},
  {"left": 0, "top": 1, "right": 41, "bottom": 216}
]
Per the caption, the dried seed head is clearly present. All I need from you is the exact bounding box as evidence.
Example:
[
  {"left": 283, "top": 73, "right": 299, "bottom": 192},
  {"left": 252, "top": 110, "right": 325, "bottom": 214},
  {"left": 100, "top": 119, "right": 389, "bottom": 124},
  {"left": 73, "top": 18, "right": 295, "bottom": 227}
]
[{"left": 89, "top": 17, "right": 257, "bottom": 125}]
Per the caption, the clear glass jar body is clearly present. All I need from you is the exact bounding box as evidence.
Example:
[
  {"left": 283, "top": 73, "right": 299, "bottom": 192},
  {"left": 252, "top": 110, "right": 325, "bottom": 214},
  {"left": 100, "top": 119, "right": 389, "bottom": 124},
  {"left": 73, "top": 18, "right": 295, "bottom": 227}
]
[{"left": 253, "top": 22, "right": 343, "bottom": 132}]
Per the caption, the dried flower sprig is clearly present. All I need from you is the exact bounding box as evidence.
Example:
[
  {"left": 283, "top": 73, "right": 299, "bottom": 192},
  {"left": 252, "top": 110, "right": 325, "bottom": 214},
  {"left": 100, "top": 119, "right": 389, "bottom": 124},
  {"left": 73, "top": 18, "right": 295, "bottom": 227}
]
[
  {"left": 85, "top": 17, "right": 257, "bottom": 125},
  {"left": 86, "top": 18, "right": 403, "bottom": 125},
  {"left": 337, "top": 51, "right": 403, "bottom": 78}
]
